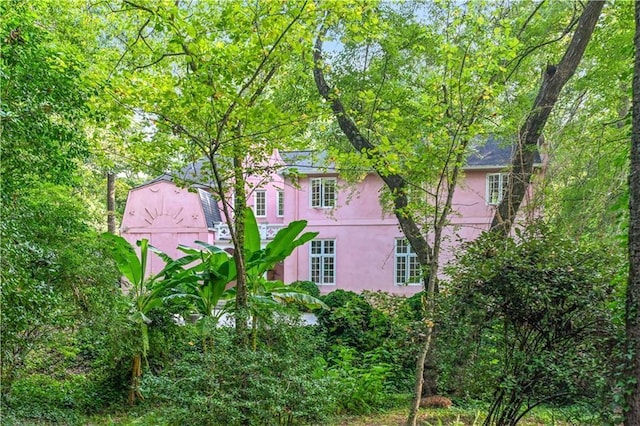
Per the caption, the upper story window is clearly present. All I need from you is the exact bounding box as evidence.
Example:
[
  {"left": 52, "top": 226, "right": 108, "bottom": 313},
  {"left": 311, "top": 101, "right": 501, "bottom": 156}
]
[
  {"left": 277, "top": 190, "right": 284, "bottom": 217},
  {"left": 310, "top": 239, "right": 335, "bottom": 285},
  {"left": 395, "top": 239, "right": 421, "bottom": 286},
  {"left": 486, "top": 173, "right": 509, "bottom": 205},
  {"left": 310, "top": 178, "right": 336, "bottom": 208},
  {"left": 254, "top": 190, "right": 266, "bottom": 217}
]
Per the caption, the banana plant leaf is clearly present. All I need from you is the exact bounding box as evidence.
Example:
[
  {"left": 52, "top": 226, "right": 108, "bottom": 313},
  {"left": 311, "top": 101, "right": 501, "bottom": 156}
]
[{"left": 243, "top": 208, "right": 319, "bottom": 277}]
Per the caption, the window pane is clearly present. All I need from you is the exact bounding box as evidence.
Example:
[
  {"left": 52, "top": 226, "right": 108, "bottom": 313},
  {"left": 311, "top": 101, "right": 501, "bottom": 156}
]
[
  {"left": 311, "top": 257, "right": 320, "bottom": 283},
  {"left": 277, "top": 190, "right": 284, "bottom": 216},
  {"left": 255, "top": 190, "right": 266, "bottom": 216},
  {"left": 311, "top": 179, "right": 321, "bottom": 207},
  {"left": 323, "top": 179, "right": 336, "bottom": 207},
  {"left": 395, "top": 239, "right": 420, "bottom": 285},
  {"left": 396, "top": 256, "right": 406, "bottom": 284},
  {"left": 409, "top": 256, "right": 420, "bottom": 283},
  {"left": 323, "top": 256, "right": 334, "bottom": 283},
  {"left": 488, "top": 174, "right": 500, "bottom": 204},
  {"left": 324, "top": 240, "right": 335, "bottom": 254},
  {"left": 310, "top": 239, "right": 335, "bottom": 285}
]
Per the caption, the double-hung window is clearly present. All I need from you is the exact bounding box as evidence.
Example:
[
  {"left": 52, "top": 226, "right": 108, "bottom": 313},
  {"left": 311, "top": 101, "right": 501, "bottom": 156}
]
[
  {"left": 310, "top": 240, "right": 335, "bottom": 285},
  {"left": 277, "top": 190, "right": 284, "bottom": 217},
  {"left": 254, "top": 190, "right": 266, "bottom": 217},
  {"left": 395, "top": 239, "right": 421, "bottom": 286},
  {"left": 310, "top": 178, "right": 336, "bottom": 208},
  {"left": 486, "top": 173, "right": 509, "bottom": 205}
]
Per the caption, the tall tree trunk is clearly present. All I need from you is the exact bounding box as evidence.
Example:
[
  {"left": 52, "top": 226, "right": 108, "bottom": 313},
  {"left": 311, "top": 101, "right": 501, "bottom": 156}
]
[
  {"left": 207, "top": 148, "right": 248, "bottom": 346},
  {"left": 107, "top": 172, "right": 116, "bottom": 234},
  {"left": 406, "top": 143, "right": 468, "bottom": 426},
  {"left": 624, "top": 2, "right": 640, "bottom": 424},
  {"left": 490, "top": 0, "right": 605, "bottom": 235},
  {"left": 314, "top": 28, "right": 471, "bottom": 426}
]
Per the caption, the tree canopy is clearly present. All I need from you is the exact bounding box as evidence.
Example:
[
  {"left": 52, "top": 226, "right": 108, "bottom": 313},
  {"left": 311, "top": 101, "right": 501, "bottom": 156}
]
[{"left": 0, "top": 1, "right": 637, "bottom": 424}]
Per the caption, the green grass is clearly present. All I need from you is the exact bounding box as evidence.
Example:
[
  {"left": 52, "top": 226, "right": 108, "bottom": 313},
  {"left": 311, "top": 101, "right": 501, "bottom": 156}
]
[
  {"left": 329, "top": 405, "right": 604, "bottom": 426},
  {"left": 1, "top": 404, "right": 606, "bottom": 426}
]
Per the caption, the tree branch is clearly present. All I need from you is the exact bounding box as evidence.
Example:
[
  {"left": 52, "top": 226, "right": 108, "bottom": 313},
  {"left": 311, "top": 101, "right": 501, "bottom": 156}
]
[
  {"left": 313, "top": 23, "right": 433, "bottom": 268},
  {"left": 216, "top": 0, "right": 309, "bottom": 141},
  {"left": 505, "top": 7, "right": 580, "bottom": 83},
  {"left": 490, "top": 0, "right": 605, "bottom": 234}
]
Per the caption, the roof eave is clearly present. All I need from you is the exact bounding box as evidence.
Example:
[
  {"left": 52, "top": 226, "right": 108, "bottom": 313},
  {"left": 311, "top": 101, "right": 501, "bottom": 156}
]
[{"left": 463, "top": 162, "right": 543, "bottom": 171}]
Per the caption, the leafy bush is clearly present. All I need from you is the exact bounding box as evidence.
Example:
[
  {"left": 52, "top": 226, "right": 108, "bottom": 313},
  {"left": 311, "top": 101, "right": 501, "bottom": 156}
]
[
  {"left": 138, "top": 317, "right": 336, "bottom": 425},
  {"left": 324, "top": 346, "right": 397, "bottom": 414},
  {"left": 2, "top": 373, "right": 117, "bottom": 423},
  {"left": 0, "top": 184, "right": 127, "bottom": 405},
  {"left": 443, "top": 223, "right": 623, "bottom": 425},
  {"left": 291, "top": 280, "right": 321, "bottom": 299},
  {"left": 316, "top": 290, "right": 423, "bottom": 412},
  {"left": 318, "top": 290, "right": 374, "bottom": 349}
]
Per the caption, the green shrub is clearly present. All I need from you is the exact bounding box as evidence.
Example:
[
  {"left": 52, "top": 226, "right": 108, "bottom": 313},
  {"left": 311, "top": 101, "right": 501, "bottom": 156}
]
[
  {"left": 3, "top": 373, "right": 99, "bottom": 423},
  {"left": 0, "top": 184, "right": 126, "bottom": 401},
  {"left": 318, "top": 290, "right": 373, "bottom": 349},
  {"left": 316, "top": 290, "right": 423, "bottom": 412},
  {"left": 291, "top": 280, "right": 321, "bottom": 299},
  {"left": 324, "top": 346, "right": 397, "bottom": 414},
  {"left": 442, "top": 223, "right": 623, "bottom": 425},
  {"left": 138, "top": 318, "right": 337, "bottom": 425}
]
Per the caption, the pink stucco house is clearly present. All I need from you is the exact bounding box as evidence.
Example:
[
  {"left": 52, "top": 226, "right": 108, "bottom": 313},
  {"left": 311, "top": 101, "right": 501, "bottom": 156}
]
[{"left": 121, "top": 138, "right": 541, "bottom": 295}]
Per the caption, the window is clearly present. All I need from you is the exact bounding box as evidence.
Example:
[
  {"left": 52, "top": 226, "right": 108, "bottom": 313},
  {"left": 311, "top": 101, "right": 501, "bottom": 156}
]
[
  {"left": 254, "top": 190, "right": 266, "bottom": 217},
  {"left": 486, "top": 173, "right": 509, "bottom": 205},
  {"left": 310, "top": 239, "right": 335, "bottom": 285},
  {"left": 277, "top": 190, "right": 284, "bottom": 217},
  {"left": 395, "top": 239, "right": 421, "bottom": 286},
  {"left": 310, "top": 178, "right": 336, "bottom": 208}
]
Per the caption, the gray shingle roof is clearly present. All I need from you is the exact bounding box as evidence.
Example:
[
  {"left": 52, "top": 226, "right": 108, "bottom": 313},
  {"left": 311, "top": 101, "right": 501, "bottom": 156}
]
[
  {"left": 279, "top": 150, "right": 335, "bottom": 175},
  {"left": 465, "top": 135, "right": 542, "bottom": 169},
  {"left": 197, "top": 188, "right": 222, "bottom": 227},
  {"left": 280, "top": 137, "right": 540, "bottom": 175},
  {"left": 135, "top": 138, "right": 538, "bottom": 227},
  {"left": 136, "top": 165, "right": 222, "bottom": 227}
]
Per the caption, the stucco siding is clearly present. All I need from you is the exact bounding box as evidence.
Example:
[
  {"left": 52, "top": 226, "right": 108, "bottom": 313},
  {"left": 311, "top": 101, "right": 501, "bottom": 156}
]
[
  {"left": 121, "top": 149, "right": 540, "bottom": 292},
  {"left": 121, "top": 180, "right": 213, "bottom": 274}
]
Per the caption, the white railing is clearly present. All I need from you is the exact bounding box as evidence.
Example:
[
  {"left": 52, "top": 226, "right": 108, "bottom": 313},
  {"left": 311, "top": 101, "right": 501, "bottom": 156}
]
[{"left": 214, "top": 223, "right": 284, "bottom": 241}]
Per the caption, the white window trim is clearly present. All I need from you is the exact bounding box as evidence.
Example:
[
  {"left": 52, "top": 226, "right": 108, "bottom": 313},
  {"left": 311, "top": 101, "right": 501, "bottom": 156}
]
[
  {"left": 310, "top": 239, "right": 336, "bottom": 285},
  {"left": 486, "top": 173, "right": 509, "bottom": 206},
  {"left": 310, "top": 177, "right": 336, "bottom": 209},
  {"left": 254, "top": 190, "right": 267, "bottom": 217},
  {"left": 276, "top": 190, "right": 284, "bottom": 217},
  {"left": 394, "top": 238, "right": 421, "bottom": 286}
]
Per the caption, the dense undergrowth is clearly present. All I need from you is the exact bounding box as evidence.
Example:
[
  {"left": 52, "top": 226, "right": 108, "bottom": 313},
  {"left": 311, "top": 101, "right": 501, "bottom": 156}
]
[
  {"left": 1, "top": 223, "right": 626, "bottom": 425},
  {"left": 1, "top": 288, "right": 622, "bottom": 425}
]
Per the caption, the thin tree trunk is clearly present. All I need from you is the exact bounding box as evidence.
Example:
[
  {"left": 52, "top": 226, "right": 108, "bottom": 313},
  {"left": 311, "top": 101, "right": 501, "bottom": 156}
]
[
  {"left": 232, "top": 147, "right": 250, "bottom": 344},
  {"left": 107, "top": 172, "right": 116, "bottom": 234},
  {"left": 490, "top": 0, "right": 605, "bottom": 235},
  {"left": 625, "top": 2, "right": 640, "bottom": 424},
  {"left": 128, "top": 353, "right": 143, "bottom": 405},
  {"left": 314, "top": 24, "right": 469, "bottom": 426},
  {"left": 407, "top": 324, "right": 432, "bottom": 425},
  {"left": 407, "top": 267, "right": 438, "bottom": 426}
]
